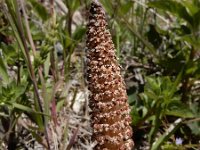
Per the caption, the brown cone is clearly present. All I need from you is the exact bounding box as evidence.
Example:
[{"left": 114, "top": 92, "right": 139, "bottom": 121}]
[{"left": 86, "top": 1, "right": 134, "bottom": 150}]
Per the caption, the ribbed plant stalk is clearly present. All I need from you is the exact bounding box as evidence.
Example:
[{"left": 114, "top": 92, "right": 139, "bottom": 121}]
[{"left": 86, "top": 1, "right": 134, "bottom": 150}]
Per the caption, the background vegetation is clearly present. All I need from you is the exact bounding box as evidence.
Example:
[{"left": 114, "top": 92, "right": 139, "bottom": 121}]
[{"left": 0, "top": 0, "right": 200, "bottom": 149}]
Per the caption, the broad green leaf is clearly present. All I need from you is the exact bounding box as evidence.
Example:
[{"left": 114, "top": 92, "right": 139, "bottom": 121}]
[
  {"left": 166, "top": 109, "right": 194, "bottom": 118},
  {"left": 72, "top": 26, "right": 86, "bottom": 41},
  {"left": 166, "top": 101, "right": 194, "bottom": 118},
  {"left": 185, "top": 61, "right": 198, "bottom": 75},
  {"left": 187, "top": 102, "right": 200, "bottom": 135},
  {"left": 28, "top": 0, "right": 49, "bottom": 21},
  {"left": 146, "top": 77, "right": 161, "bottom": 95},
  {"left": 64, "top": 31, "right": 72, "bottom": 48},
  {"left": 130, "top": 106, "right": 142, "bottom": 125},
  {"left": 0, "top": 55, "right": 9, "bottom": 83},
  {"left": 30, "top": 23, "right": 45, "bottom": 41},
  {"left": 128, "top": 92, "right": 137, "bottom": 104},
  {"left": 188, "top": 121, "right": 200, "bottom": 136},
  {"left": 145, "top": 90, "right": 158, "bottom": 101},
  {"left": 1, "top": 43, "right": 20, "bottom": 64},
  {"left": 0, "top": 81, "right": 27, "bottom": 103}
]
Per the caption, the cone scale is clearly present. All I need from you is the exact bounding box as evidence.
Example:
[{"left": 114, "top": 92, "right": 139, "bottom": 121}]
[{"left": 86, "top": 1, "right": 134, "bottom": 150}]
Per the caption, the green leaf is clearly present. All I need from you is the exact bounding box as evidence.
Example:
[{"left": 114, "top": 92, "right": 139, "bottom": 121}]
[
  {"left": 166, "top": 109, "right": 194, "bottom": 118},
  {"left": 148, "top": 0, "right": 193, "bottom": 27},
  {"left": 0, "top": 81, "right": 24, "bottom": 103},
  {"left": 28, "top": 0, "right": 49, "bottom": 21},
  {"left": 1, "top": 43, "right": 20, "bottom": 65},
  {"left": 12, "top": 102, "right": 36, "bottom": 113},
  {"left": 181, "top": 1, "right": 199, "bottom": 16},
  {"left": 72, "top": 26, "right": 86, "bottom": 41},
  {"left": 64, "top": 0, "right": 80, "bottom": 12},
  {"left": 180, "top": 34, "right": 200, "bottom": 47},
  {"left": 120, "top": 1, "right": 133, "bottom": 14},
  {"left": 180, "top": 0, "right": 200, "bottom": 30},
  {"left": 128, "top": 92, "right": 137, "bottom": 104},
  {"left": 71, "top": 0, "right": 80, "bottom": 11},
  {"left": 146, "top": 77, "right": 161, "bottom": 95},
  {"left": 166, "top": 102, "right": 194, "bottom": 118},
  {"left": 188, "top": 120, "right": 200, "bottom": 136},
  {"left": 12, "top": 103, "right": 49, "bottom": 117},
  {"left": 30, "top": 23, "right": 45, "bottom": 41},
  {"left": 149, "top": 108, "right": 162, "bottom": 144},
  {"left": 130, "top": 106, "right": 142, "bottom": 125},
  {"left": 192, "top": 9, "right": 200, "bottom": 31},
  {"left": 187, "top": 102, "right": 200, "bottom": 135},
  {"left": 151, "top": 118, "right": 182, "bottom": 150},
  {"left": 56, "top": 98, "right": 65, "bottom": 112},
  {"left": 0, "top": 55, "right": 9, "bottom": 83}
]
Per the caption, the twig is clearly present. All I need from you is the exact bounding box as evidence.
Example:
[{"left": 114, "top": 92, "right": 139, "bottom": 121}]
[
  {"left": 19, "top": 0, "right": 47, "bottom": 105},
  {"left": 16, "top": 0, "right": 50, "bottom": 149},
  {"left": 183, "top": 117, "right": 200, "bottom": 124},
  {"left": 50, "top": 0, "right": 55, "bottom": 16},
  {"left": 50, "top": 0, "right": 59, "bottom": 82},
  {"left": 66, "top": 126, "right": 80, "bottom": 150},
  {"left": 68, "top": 125, "right": 92, "bottom": 135}
]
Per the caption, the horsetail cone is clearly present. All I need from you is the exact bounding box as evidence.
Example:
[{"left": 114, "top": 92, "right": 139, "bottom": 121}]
[{"left": 86, "top": 1, "right": 134, "bottom": 150}]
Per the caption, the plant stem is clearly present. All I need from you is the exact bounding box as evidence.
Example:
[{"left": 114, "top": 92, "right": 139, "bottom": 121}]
[{"left": 15, "top": 0, "right": 50, "bottom": 148}]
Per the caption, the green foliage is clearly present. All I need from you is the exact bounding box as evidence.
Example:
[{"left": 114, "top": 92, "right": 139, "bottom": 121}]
[
  {"left": 0, "top": 54, "right": 9, "bottom": 83},
  {"left": 0, "top": 0, "right": 87, "bottom": 148},
  {"left": 106, "top": 0, "right": 200, "bottom": 149},
  {"left": 0, "top": 81, "right": 27, "bottom": 104},
  {"left": 148, "top": 1, "right": 193, "bottom": 26},
  {"left": 28, "top": 0, "right": 50, "bottom": 21},
  {"left": 151, "top": 118, "right": 182, "bottom": 150}
]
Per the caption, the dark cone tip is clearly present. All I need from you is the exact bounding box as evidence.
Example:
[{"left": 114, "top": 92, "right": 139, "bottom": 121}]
[{"left": 90, "top": 0, "right": 104, "bottom": 14}]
